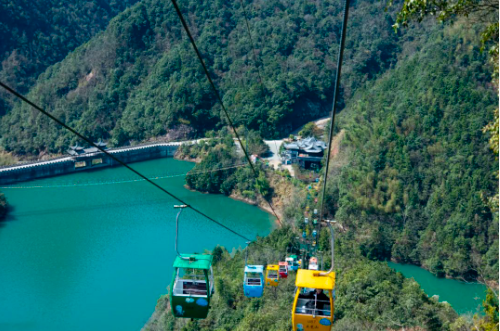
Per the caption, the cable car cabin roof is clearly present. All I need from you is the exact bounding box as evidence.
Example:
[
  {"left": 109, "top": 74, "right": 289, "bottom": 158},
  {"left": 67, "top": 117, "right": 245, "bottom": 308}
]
[
  {"left": 173, "top": 254, "right": 213, "bottom": 270},
  {"left": 295, "top": 269, "right": 335, "bottom": 290},
  {"left": 266, "top": 264, "right": 279, "bottom": 271},
  {"left": 245, "top": 265, "right": 264, "bottom": 273}
]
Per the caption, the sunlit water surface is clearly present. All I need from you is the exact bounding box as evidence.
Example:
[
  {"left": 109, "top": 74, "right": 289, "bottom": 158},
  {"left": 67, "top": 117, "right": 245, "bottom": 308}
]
[
  {"left": 0, "top": 158, "right": 273, "bottom": 331},
  {"left": 388, "top": 262, "right": 487, "bottom": 315}
]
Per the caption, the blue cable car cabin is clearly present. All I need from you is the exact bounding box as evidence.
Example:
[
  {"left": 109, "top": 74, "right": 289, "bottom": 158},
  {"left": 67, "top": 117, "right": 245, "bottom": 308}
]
[
  {"left": 243, "top": 265, "right": 264, "bottom": 297},
  {"left": 286, "top": 255, "right": 299, "bottom": 272}
]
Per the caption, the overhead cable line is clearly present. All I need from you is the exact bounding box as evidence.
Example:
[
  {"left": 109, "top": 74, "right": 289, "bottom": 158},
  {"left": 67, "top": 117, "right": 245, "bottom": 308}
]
[
  {"left": 169, "top": 0, "right": 282, "bottom": 226},
  {"left": 0, "top": 81, "right": 253, "bottom": 242},
  {"left": 237, "top": 0, "right": 266, "bottom": 98},
  {"left": 237, "top": 0, "right": 282, "bottom": 159},
  {"left": 319, "top": 0, "right": 351, "bottom": 222},
  {"left": 1, "top": 162, "right": 247, "bottom": 189}
]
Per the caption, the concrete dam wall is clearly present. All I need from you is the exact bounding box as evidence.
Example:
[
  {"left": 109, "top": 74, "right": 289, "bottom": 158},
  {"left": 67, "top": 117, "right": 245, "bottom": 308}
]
[{"left": 0, "top": 143, "right": 181, "bottom": 185}]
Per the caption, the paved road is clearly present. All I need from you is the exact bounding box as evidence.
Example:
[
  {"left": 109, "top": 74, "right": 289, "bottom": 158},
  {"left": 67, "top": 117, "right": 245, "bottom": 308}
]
[
  {"left": 289, "top": 116, "right": 330, "bottom": 136},
  {"left": 262, "top": 139, "right": 283, "bottom": 169},
  {"left": 1, "top": 116, "right": 330, "bottom": 175}
]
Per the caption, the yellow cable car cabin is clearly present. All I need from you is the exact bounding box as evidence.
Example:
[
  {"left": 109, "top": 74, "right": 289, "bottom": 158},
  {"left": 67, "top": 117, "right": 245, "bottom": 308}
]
[
  {"left": 265, "top": 264, "right": 280, "bottom": 287},
  {"left": 292, "top": 269, "right": 335, "bottom": 331}
]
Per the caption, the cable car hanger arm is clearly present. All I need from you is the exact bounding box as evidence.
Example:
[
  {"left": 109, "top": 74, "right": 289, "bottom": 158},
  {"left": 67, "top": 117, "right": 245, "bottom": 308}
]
[
  {"left": 319, "top": 220, "right": 335, "bottom": 276},
  {"left": 175, "top": 205, "right": 190, "bottom": 261}
]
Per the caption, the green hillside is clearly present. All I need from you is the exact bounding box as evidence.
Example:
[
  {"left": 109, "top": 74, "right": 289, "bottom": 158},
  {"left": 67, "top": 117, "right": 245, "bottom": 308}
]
[
  {"left": 0, "top": 0, "right": 497, "bottom": 329},
  {"left": 2, "top": 0, "right": 424, "bottom": 154},
  {"left": 143, "top": 228, "right": 461, "bottom": 331},
  {"left": 172, "top": 19, "right": 498, "bottom": 282},
  {"left": 0, "top": 0, "right": 139, "bottom": 114},
  {"left": 320, "top": 25, "right": 498, "bottom": 280}
]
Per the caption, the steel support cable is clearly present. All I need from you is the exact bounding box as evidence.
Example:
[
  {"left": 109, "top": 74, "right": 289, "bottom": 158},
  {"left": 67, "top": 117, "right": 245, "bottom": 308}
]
[
  {"left": 1, "top": 162, "right": 248, "bottom": 189},
  {"left": 0, "top": 81, "right": 252, "bottom": 242},
  {"left": 237, "top": 0, "right": 266, "bottom": 98},
  {"left": 319, "top": 0, "right": 350, "bottom": 225},
  {"left": 169, "top": 0, "right": 282, "bottom": 226},
  {"left": 237, "top": 0, "right": 283, "bottom": 199}
]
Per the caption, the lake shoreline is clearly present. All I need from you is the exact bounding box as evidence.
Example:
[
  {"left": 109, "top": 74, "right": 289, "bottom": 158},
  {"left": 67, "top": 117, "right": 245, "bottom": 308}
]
[
  {"left": 182, "top": 182, "right": 279, "bottom": 226},
  {"left": 388, "top": 261, "right": 488, "bottom": 315},
  {"left": 176, "top": 155, "right": 280, "bottom": 225},
  {"left": 389, "top": 258, "right": 499, "bottom": 291}
]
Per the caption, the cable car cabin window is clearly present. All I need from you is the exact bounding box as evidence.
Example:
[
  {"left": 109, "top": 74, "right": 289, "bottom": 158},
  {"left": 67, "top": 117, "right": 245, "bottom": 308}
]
[
  {"left": 245, "top": 272, "right": 262, "bottom": 286},
  {"left": 267, "top": 270, "right": 279, "bottom": 278},
  {"left": 295, "top": 290, "right": 331, "bottom": 317},
  {"left": 279, "top": 265, "right": 287, "bottom": 273},
  {"left": 173, "top": 268, "right": 208, "bottom": 297}
]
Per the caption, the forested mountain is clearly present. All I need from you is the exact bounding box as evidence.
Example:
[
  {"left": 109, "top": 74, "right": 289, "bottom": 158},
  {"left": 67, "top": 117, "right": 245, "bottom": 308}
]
[
  {"left": 318, "top": 25, "right": 498, "bottom": 280},
  {"left": 0, "top": 0, "right": 139, "bottom": 114},
  {"left": 4, "top": 0, "right": 493, "bottom": 280},
  {"left": 2, "top": 0, "right": 415, "bottom": 154},
  {"left": 0, "top": 0, "right": 497, "bottom": 328}
]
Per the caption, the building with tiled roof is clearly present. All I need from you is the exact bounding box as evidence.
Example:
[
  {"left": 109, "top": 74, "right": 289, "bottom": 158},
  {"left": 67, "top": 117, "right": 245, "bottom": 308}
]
[{"left": 282, "top": 137, "right": 326, "bottom": 169}]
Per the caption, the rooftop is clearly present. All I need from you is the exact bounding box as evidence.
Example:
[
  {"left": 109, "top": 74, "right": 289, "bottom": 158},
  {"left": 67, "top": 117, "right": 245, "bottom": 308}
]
[
  {"left": 266, "top": 264, "right": 279, "bottom": 271},
  {"left": 295, "top": 269, "right": 335, "bottom": 289},
  {"left": 69, "top": 144, "right": 84, "bottom": 151},
  {"left": 67, "top": 140, "right": 107, "bottom": 156},
  {"left": 173, "top": 254, "right": 213, "bottom": 269},
  {"left": 245, "top": 265, "right": 264, "bottom": 273},
  {"left": 284, "top": 137, "right": 327, "bottom": 154},
  {"left": 83, "top": 147, "right": 100, "bottom": 154}
]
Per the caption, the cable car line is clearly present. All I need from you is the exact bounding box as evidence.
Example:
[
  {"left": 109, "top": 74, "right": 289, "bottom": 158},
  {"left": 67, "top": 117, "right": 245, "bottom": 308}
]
[
  {"left": 3, "top": 0, "right": 349, "bottom": 322},
  {"left": 0, "top": 81, "right": 253, "bottom": 242},
  {"left": 0, "top": 162, "right": 248, "bottom": 189},
  {"left": 169, "top": 0, "right": 282, "bottom": 226},
  {"left": 318, "top": 0, "right": 351, "bottom": 224},
  {"left": 237, "top": 0, "right": 266, "bottom": 98},
  {"left": 290, "top": 2, "right": 349, "bottom": 328}
]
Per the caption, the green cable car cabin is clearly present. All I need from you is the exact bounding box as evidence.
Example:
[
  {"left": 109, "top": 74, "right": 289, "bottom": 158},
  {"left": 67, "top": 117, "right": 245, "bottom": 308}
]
[{"left": 170, "top": 254, "right": 214, "bottom": 319}]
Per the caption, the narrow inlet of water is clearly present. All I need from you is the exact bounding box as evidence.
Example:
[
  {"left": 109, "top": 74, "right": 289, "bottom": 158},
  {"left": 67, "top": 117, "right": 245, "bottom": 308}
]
[{"left": 388, "top": 262, "right": 487, "bottom": 315}]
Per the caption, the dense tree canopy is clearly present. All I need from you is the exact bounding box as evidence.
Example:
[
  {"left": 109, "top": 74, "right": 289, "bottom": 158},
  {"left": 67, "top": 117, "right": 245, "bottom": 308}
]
[
  {"left": 314, "top": 25, "right": 498, "bottom": 280},
  {"left": 1, "top": 0, "right": 415, "bottom": 154},
  {"left": 179, "top": 131, "right": 272, "bottom": 200},
  {"left": 143, "top": 227, "right": 462, "bottom": 331},
  {"left": 0, "top": 0, "right": 139, "bottom": 114},
  {"left": 0, "top": 0, "right": 497, "bottom": 327}
]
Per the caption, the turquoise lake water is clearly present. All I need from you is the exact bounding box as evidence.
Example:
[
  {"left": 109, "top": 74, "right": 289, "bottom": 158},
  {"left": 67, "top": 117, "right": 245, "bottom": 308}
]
[
  {"left": 0, "top": 156, "right": 489, "bottom": 330},
  {"left": 388, "top": 262, "right": 487, "bottom": 315},
  {"left": 0, "top": 158, "right": 274, "bottom": 331}
]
